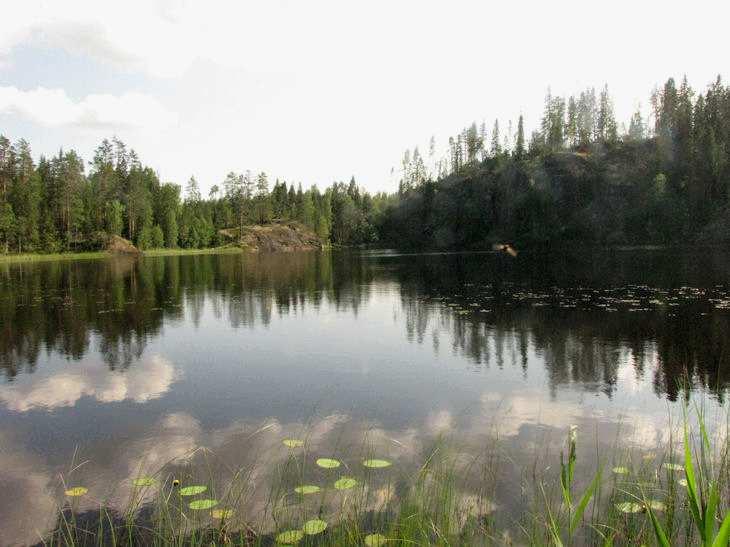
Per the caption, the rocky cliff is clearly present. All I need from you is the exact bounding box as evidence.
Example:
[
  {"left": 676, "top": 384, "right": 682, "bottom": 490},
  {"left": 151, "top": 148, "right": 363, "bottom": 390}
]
[{"left": 221, "top": 221, "right": 323, "bottom": 252}]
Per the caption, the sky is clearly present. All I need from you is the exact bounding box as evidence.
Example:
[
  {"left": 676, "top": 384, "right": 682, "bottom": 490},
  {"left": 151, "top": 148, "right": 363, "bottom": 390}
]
[{"left": 0, "top": 0, "right": 728, "bottom": 195}]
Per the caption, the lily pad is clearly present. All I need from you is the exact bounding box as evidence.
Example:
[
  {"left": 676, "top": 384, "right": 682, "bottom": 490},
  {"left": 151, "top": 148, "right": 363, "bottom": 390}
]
[
  {"left": 364, "top": 533, "right": 387, "bottom": 546},
  {"left": 303, "top": 519, "right": 328, "bottom": 535},
  {"left": 616, "top": 501, "right": 643, "bottom": 514},
  {"left": 612, "top": 466, "right": 629, "bottom": 475},
  {"left": 334, "top": 477, "right": 358, "bottom": 490},
  {"left": 65, "top": 486, "right": 88, "bottom": 497},
  {"left": 316, "top": 458, "right": 341, "bottom": 469},
  {"left": 663, "top": 462, "right": 684, "bottom": 472},
  {"left": 283, "top": 439, "right": 304, "bottom": 448},
  {"left": 179, "top": 485, "right": 207, "bottom": 496},
  {"left": 645, "top": 500, "right": 666, "bottom": 511},
  {"left": 276, "top": 530, "right": 304, "bottom": 544},
  {"left": 132, "top": 477, "right": 157, "bottom": 487},
  {"left": 189, "top": 498, "right": 218, "bottom": 510},
  {"left": 212, "top": 508, "right": 234, "bottom": 519},
  {"left": 363, "top": 459, "right": 392, "bottom": 469},
  {"left": 294, "top": 485, "right": 321, "bottom": 495}
]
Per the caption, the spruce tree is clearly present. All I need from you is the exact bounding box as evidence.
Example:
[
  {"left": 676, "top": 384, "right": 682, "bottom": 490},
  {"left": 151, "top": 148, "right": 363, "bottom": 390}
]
[
  {"left": 491, "top": 119, "right": 502, "bottom": 155},
  {"left": 514, "top": 115, "right": 525, "bottom": 159}
]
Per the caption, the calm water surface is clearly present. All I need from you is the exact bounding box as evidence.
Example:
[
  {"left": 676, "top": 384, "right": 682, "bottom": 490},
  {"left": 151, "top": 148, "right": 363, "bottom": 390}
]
[{"left": 1, "top": 249, "right": 729, "bottom": 544}]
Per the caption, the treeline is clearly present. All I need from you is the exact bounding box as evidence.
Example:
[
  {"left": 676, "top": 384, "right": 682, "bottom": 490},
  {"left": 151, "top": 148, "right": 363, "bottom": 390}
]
[
  {"left": 3, "top": 75, "right": 729, "bottom": 254},
  {"left": 0, "top": 137, "right": 389, "bottom": 253},
  {"left": 382, "top": 75, "right": 730, "bottom": 248}
]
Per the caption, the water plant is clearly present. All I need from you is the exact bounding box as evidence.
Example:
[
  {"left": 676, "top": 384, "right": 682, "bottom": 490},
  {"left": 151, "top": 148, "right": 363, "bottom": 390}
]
[
  {"left": 542, "top": 425, "right": 602, "bottom": 546},
  {"left": 644, "top": 410, "right": 730, "bottom": 547},
  {"left": 39, "top": 407, "right": 729, "bottom": 546}
]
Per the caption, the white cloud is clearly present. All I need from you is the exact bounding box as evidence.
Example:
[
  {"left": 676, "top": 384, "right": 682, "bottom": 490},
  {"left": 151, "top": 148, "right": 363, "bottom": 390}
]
[
  {"left": 0, "top": 433, "right": 56, "bottom": 547},
  {"left": 0, "top": 86, "right": 177, "bottom": 130},
  {"left": 0, "top": 355, "right": 177, "bottom": 412},
  {"left": 1, "top": 0, "right": 729, "bottom": 192}
]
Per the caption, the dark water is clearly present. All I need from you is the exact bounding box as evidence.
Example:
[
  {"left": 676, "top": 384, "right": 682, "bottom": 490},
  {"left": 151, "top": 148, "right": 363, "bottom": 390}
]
[{"left": 1, "top": 249, "right": 729, "bottom": 544}]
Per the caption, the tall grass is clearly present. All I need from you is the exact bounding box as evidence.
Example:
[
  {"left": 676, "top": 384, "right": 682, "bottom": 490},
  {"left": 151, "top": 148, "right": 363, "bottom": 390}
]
[
  {"left": 0, "top": 251, "right": 109, "bottom": 264},
  {"left": 40, "top": 408, "right": 729, "bottom": 546}
]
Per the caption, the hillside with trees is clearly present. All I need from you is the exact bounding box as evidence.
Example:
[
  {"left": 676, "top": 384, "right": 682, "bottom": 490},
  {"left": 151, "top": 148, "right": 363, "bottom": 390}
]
[
  {"left": 0, "top": 138, "right": 389, "bottom": 254},
  {"left": 381, "top": 76, "right": 730, "bottom": 249},
  {"left": 1, "top": 75, "right": 729, "bottom": 254}
]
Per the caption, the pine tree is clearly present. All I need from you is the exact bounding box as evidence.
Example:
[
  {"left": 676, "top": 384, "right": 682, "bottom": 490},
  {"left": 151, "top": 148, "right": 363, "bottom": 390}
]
[
  {"left": 54, "top": 150, "right": 85, "bottom": 250},
  {"left": 0, "top": 136, "right": 13, "bottom": 203},
  {"left": 627, "top": 107, "right": 645, "bottom": 141},
  {"left": 514, "top": 115, "right": 525, "bottom": 159},
  {"left": 428, "top": 135, "right": 437, "bottom": 177},
  {"left": 152, "top": 224, "right": 165, "bottom": 248},
  {"left": 479, "top": 122, "right": 488, "bottom": 161},
  {"left": 490, "top": 119, "right": 502, "bottom": 155},
  {"left": 545, "top": 97, "right": 565, "bottom": 150},
  {"left": 577, "top": 88, "right": 597, "bottom": 146},
  {"left": 9, "top": 139, "right": 41, "bottom": 251},
  {"left": 566, "top": 96, "right": 578, "bottom": 147},
  {"left": 597, "top": 84, "right": 618, "bottom": 143},
  {"left": 185, "top": 176, "right": 202, "bottom": 203},
  {"left": 411, "top": 148, "right": 427, "bottom": 186},
  {"left": 254, "top": 172, "right": 271, "bottom": 223},
  {"left": 136, "top": 223, "right": 153, "bottom": 250},
  {"left": 0, "top": 202, "right": 15, "bottom": 253},
  {"left": 105, "top": 200, "right": 124, "bottom": 236},
  {"left": 466, "top": 122, "right": 479, "bottom": 163}
]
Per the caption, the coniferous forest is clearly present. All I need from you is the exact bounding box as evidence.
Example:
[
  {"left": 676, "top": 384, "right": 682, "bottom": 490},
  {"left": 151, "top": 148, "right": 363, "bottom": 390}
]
[{"left": 1, "top": 75, "right": 730, "bottom": 254}]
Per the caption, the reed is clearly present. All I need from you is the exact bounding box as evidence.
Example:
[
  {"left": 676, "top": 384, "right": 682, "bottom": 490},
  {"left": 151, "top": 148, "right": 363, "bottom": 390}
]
[{"left": 41, "top": 407, "right": 729, "bottom": 546}]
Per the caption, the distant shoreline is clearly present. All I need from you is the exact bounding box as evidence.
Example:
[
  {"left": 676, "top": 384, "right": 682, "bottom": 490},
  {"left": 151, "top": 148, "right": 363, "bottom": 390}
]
[
  {"left": 3, "top": 241, "right": 727, "bottom": 265},
  {"left": 0, "top": 246, "right": 244, "bottom": 264},
  {"left": 0, "top": 243, "right": 714, "bottom": 265}
]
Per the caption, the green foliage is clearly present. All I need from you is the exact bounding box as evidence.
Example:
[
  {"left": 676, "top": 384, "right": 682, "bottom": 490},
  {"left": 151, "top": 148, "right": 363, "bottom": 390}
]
[
  {"left": 105, "top": 200, "right": 124, "bottom": 236},
  {"left": 3, "top": 75, "right": 730, "bottom": 256},
  {"left": 151, "top": 224, "right": 164, "bottom": 248},
  {"left": 0, "top": 202, "right": 16, "bottom": 253},
  {"left": 36, "top": 406, "right": 730, "bottom": 546},
  {"left": 545, "top": 425, "right": 601, "bottom": 545},
  {"left": 136, "top": 223, "right": 153, "bottom": 250}
]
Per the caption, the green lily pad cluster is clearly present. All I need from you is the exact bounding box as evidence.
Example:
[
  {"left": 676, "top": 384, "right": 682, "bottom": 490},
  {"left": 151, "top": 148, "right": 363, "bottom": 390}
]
[
  {"left": 283, "top": 439, "right": 305, "bottom": 448},
  {"left": 189, "top": 498, "right": 218, "bottom": 510},
  {"left": 316, "top": 457, "right": 341, "bottom": 469},
  {"left": 363, "top": 459, "right": 392, "bottom": 469},
  {"left": 334, "top": 477, "right": 358, "bottom": 490},
  {"left": 615, "top": 499, "right": 665, "bottom": 514},
  {"left": 132, "top": 476, "right": 157, "bottom": 487},
  {"left": 178, "top": 484, "right": 219, "bottom": 511},
  {"left": 179, "top": 485, "right": 207, "bottom": 496},
  {"left": 662, "top": 462, "right": 684, "bottom": 471},
  {"left": 294, "top": 485, "right": 321, "bottom": 495},
  {"left": 364, "top": 533, "right": 388, "bottom": 546},
  {"left": 212, "top": 508, "right": 234, "bottom": 519},
  {"left": 287, "top": 452, "right": 391, "bottom": 498},
  {"left": 616, "top": 501, "right": 643, "bottom": 514},
  {"left": 276, "top": 519, "right": 328, "bottom": 544}
]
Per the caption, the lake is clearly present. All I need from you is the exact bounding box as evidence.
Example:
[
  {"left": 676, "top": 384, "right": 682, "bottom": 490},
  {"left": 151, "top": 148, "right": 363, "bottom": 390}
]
[{"left": 1, "top": 249, "right": 728, "bottom": 545}]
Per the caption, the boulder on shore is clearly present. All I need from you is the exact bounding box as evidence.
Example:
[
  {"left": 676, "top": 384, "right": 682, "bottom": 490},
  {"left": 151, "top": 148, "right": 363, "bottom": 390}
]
[
  {"left": 106, "top": 235, "right": 140, "bottom": 255},
  {"left": 222, "top": 221, "right": 323, "bottom": 252}
]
